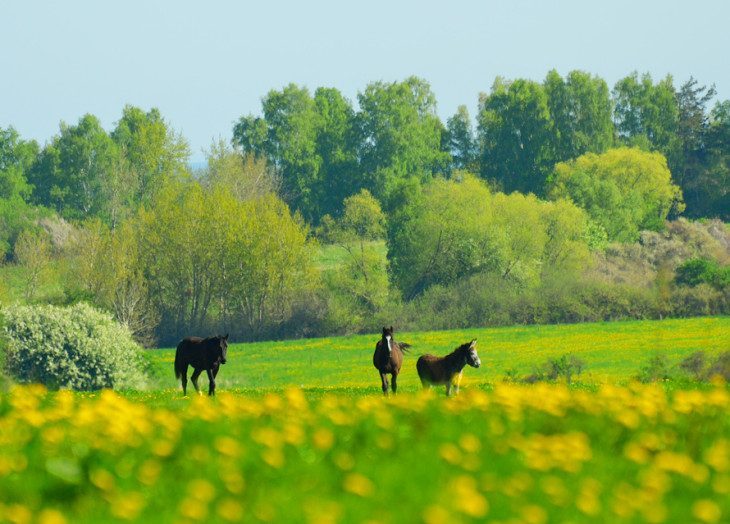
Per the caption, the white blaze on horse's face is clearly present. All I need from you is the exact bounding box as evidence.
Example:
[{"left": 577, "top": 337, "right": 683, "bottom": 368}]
[
  {"left": 468, "top": 340, "right": 481, "bottom": 368},
  {"left": 386, "top": 335, "right": 393, "bottom": 354}
]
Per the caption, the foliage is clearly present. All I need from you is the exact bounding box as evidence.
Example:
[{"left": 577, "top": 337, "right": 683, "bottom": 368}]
[
  {"left": 675, "top": 258, "right": 730, "bottom": 289},
  {"left": 13, "top": 229, "right": 54, "bottom": 302},
  {"left": 677, "top": 350, "right": 730, "bottom": 382},
  {"left": 637, "top": 354, "right": 673, "bottom": 383},
  {"left": 444, "top": 105, "right": 478, "bottom": 173},
  {"left": 136, "top": 181, "right": 317, "bottom": 342},
  {"left": 548, "top": 147, "right": 684, "bottom": 242},
  {"left": 478, "top": 77, "right": 554, "bottom": 195},
  {"left": 202, "top": 140, "right": 280, "bottom": 201},
  {"left": 389, "top": 174, "right": 591, "bottom": 298},
  {"left": 1, "top": 303, "right": 148, "bottom": 390},
  {"left": 356, "top": 77, "right": 450, "bottom": 210},
  {"left": 524, "top": 353, "right": 586, "bottom": 385}
]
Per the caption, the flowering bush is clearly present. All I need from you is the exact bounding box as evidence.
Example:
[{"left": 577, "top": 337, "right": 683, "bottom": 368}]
[{"left": 2, "top": 303, "right": 148, "bottom": 390}]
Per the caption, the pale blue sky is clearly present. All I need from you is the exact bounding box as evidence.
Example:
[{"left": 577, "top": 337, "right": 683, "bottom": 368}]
[{"left": 2, "top": 0, "right": 728, "bottom": 162}]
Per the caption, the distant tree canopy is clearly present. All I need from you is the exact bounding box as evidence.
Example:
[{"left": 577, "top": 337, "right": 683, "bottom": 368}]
[
  {"left": 388, "top": 174, "right": 591, "bottom": 299},
  {"left": 548, "top": 147, "right": 684, "bottom": 242}
]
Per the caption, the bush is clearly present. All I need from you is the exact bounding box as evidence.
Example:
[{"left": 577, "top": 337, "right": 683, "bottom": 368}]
[
  {"left": 675, "top": 258, "right": 730, "bottom": 289},
  {"left": 2, "top": 303, "right": 148, "bottom": 390},
  {"left": 636, "top": 355, "right": 672, "bottom": 383},
  {"left": 523, "top": 353, "right": 586, "bottom": 384},
  {"left": 680, "top": 350, "right": 730, "bottom": 382}
]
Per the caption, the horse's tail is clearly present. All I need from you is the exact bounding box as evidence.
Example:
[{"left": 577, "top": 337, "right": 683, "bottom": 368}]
[
  {"left": 174, "top": 340, "right": 185, "bottom": 379},
  {"left": 398, "top": 342, "right": 412, "bottom": 354}
]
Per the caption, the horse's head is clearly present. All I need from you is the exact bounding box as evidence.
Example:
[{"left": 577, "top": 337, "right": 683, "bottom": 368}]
[
  {"left": 461, "top": 339, "right": 480, "bottom": 368},
  {"left": 381, "top": 326, "right": 394, "bottom": 354},
  {"left": 217, "top": 334, "right": 229, "bottom": 364}
]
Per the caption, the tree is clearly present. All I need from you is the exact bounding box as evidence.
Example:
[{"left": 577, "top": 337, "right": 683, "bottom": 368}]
[
  {"left": 388, "top": 174, "right": 502, "bottom": 298},
  {"left": 672, "top": 78, "right": 717, "bottom": 217},
  {"left": 13, "top": 229, "right": 53, "bottom": 302},
  {"left": 312, "top": 87, "right": 359, "bottom": 219},
  {"left": 0, "top": 127, "right": 42, "bottom": 259},
  {"left": 548, "top": 147, "right": 684, "bottom": 242},
  {"left": 323, "top": 190, "right": 389, "bottom": 325},
  {"left": 612, "top": 72, "right": 678, "bottom": 155},
  {"left": 203, "top": 139, "right": 280, "bottom": 201},
  {"left": 28, "top": 114, "right": 120, "bottom": 220},
  {"left": 544, "top": 70, "right": 613, "bottom": 161},
  {"left": 356, "top": 77, "right": 449, "bottom": 210},
  {"left": 444, "top": 105, "right": 478, "bottom": 172},
  {"left": 704, "top": 101, "right": 730, "bottom": 219},
  {"left": 111, "top": 105, "right": 190, "bottom": 206},
  {"left": 478, "top": 78, "right": 554, "bottom": 195}
]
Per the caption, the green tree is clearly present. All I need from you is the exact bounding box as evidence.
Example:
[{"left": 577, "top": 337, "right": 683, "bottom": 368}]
[
  {"left": 612, "top": 72, "right": 678, "bottom": 155},
  {"left": 203, "top": 139, "right": 280, "bottom": 201},
  {"left": 13, "top": 229, "right": 53, "bottom": 302},
  {"left": 478, "top": 78, "right": 554, "bottom": 195},
  {"left": 388, "top": 174, "right": 502, "bottom": 298},
  {"left": 312, "top": 87, "right": 359, "bottom": 219},
  {"left": 324, "top": 190, "right": 389, "bottom": 325},
  {"left": 672, "top": 78, "right": 717, "bottom": 217},
  {"left": 111, "top": 105, "right": 190, "bottom": 206},
  {"left": 702, "top": 100, "right": 730, "bottom": 219},
  {"left": 356, "top": 77, "right": 449, "bottom": 210},
  {"left": 444, "top": 105, "right": 478, "bottom": 172},
  {"left": 548, "top": 147, "right": 684, "bottom": 242},
  {"left": 0, "top": 127, "right": 42, "bottom": 258},
  {"left": 544, "top": 70, "right": 613, "bottom": 161},
  {"left": 28, "top": 114, "right": 120, "bottom": 220}
]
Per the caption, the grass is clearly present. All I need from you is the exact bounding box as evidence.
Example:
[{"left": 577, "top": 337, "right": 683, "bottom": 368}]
[
  {"left": 147, "top": 317, "right": 730, "bottom": 393},
  {"left": 1, "top": 317, "right": 729, "bottom": 523}
]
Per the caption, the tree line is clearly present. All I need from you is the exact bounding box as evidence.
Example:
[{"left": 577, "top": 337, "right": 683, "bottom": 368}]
[{"left": 0, "top": 70, "right": 728, "bottom": 344}]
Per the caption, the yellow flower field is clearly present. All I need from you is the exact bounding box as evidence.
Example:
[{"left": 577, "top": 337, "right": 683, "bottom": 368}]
[{"left": 0, "top": 381, "right": 728, "bottom": 523}]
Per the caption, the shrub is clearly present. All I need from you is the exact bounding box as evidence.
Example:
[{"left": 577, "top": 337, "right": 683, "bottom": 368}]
[
  {"left": 524, "top": 353, "right": 587, "bottom": 384},
  {"left": 2, "top": 303, "right": 148, "bottom": 390},
  {"left": 675, "top": 258, "right": 730, "bottom": 289},
  {"left": 637, "top": 355, "right": 672, "bottom": 383},
  {"left": 679, "top": 350, "right": 730, "bottom": 382}
]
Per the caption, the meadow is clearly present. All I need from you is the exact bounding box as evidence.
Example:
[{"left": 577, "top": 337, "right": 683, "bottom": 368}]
[
  {"left": 1, "top": 317, "right": 729, "bottom": 524},
  {"left": 148, "top": 316, "right": 729, "bottom": 392}
]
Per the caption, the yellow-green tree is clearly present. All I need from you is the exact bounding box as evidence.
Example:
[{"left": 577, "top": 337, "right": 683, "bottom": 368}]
[{"left": 548, "top": 147, "right": 684, "bottom": 242}]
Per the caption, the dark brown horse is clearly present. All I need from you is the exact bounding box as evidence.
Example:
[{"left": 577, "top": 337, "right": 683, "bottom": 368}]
[
  {"left": 416, "top": 339, "right": 480, "bottom": 396},
  {"left": 174, "top": 334, "right": 228, "bottom": 396},
  {"left": 373, "top": 326, "right": 411, "bottom": 395}
]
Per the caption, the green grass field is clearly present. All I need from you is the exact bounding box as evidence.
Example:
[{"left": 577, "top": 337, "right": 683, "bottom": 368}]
[
  {"left": 148, "top": 317, "right": 730, "bottom": 393},
  {"left": 1, "top": 317, "right": 729, "bottom": 523}
]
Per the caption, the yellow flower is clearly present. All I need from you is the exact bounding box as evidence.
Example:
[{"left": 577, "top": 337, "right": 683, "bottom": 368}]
[
  {"left": 343, "top": 473, "right": 374, "bottom": 497},
  {"left": 215, "top": 436, "right": 242, "bottom": 458},
  {"left": 89, "top": 468, "right": 115, "bottom": 492},
  {"left": 37, "top": 509, "right": 67, "bottom": 524},
  {"left": 521, "top": 504, "right": 547, "bottom": 524},
  {"left": 450, "top": 475, "right": 488, "bottom": 518},
  {"left": 693, "top": 499, "right": 722, "bottom": 523},
  {"left": 110, "top": 491, "right": 145, "bottom": 520},
  {"left": 312, "top": 428, "right": 334, "bottom": 450},
  {"left": 438, "top": 443, "right": 462, "bottom": 465},
  {"left": 188, "top": 478, "right": 216, "bottom": 502},
  {"left": 422, "top": 505, "right": 450, "bottom": 524},
  {"left": 217, "top": 498, "right": 244, "bottom": 522}
]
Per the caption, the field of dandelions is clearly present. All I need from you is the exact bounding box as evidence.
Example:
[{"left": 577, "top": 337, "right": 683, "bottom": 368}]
[{"left": 1, "top": 317, "right": 728, "bottom": 523}]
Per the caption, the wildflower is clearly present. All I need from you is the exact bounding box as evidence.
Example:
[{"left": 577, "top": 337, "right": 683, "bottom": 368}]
[
  {"left": 693, "top": 499, "right": 722, "bottom": 523},
  {"left": 110, "top": 492, "right": 145, "bottom": 520},
  {"left": 450, "top": 475, "right": 488, "bottom": 518},
  {"left": 521, "top": 505, "right": 547, "bottom": 524},
  {"left": 215, "top": 436, "right": 242, "bottom": 458},
  {"left": 217, "top": 498, "right": 244, "bottom": 521},
  {"left": 343, "top": 473, "right": 374, "bottom": 497},
  {"left": 312, "top": 428, "right": 334, "bottom": 450},
  {"left": 439, "top": 443, "right": 462, "bottom": 465},
  {"left": 37, "top": 509, "right": 67, "bottom": 524},
  {"left": 422, "top": 505, "right": 450, "bottom": 524}
]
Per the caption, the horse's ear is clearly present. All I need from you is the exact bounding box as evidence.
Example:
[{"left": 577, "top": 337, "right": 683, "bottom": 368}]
[
  {"left": 390, "top": 326, "right": 393, "bottom": 333},
  {"left": 469, "top": 339, "right": 477, "bottom": 348},
  {"left": 224, "top": 333, "right": 229, "bottom": 340},
  {"left": 382, "top": 327, "right": 387, "bottom": 335}
]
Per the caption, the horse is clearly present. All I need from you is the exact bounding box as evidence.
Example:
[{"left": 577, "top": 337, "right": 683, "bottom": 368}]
[
  {"left": 416, "top": 339, "right": 481, "bottom": 396},
  {"left": 174, "top": 334, "right": 229, "bottom": 396},
  {"left": 373, "top": 326, "right": 411, "bottom": 395}
]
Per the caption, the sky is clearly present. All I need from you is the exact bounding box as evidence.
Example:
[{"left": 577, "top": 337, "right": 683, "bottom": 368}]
[{"left": 2, "top": 0, "right": 729, "bottom": 162}]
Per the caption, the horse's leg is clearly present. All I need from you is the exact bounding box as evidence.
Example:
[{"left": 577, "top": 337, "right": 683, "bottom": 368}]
[
  {"left": 181, "top": 365, "right": 188, "bottom": 396},
  {"left": 391, "top": 373, "right": 398, "bottom": 395},
  {"left": 206, "top": 368, "right": 216, "bottom": 396},
  {"left": 190, "top": 369, "right": 202, "bottom": 395},
  {"left": 446, "top": 382, "right": 452, "bottom": 397},
  {"left": 454, "top": 372, "right": 463, "bottom": 395},
  {"left": 380, "top": 372, "right": 389, "bottom": 395}
]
